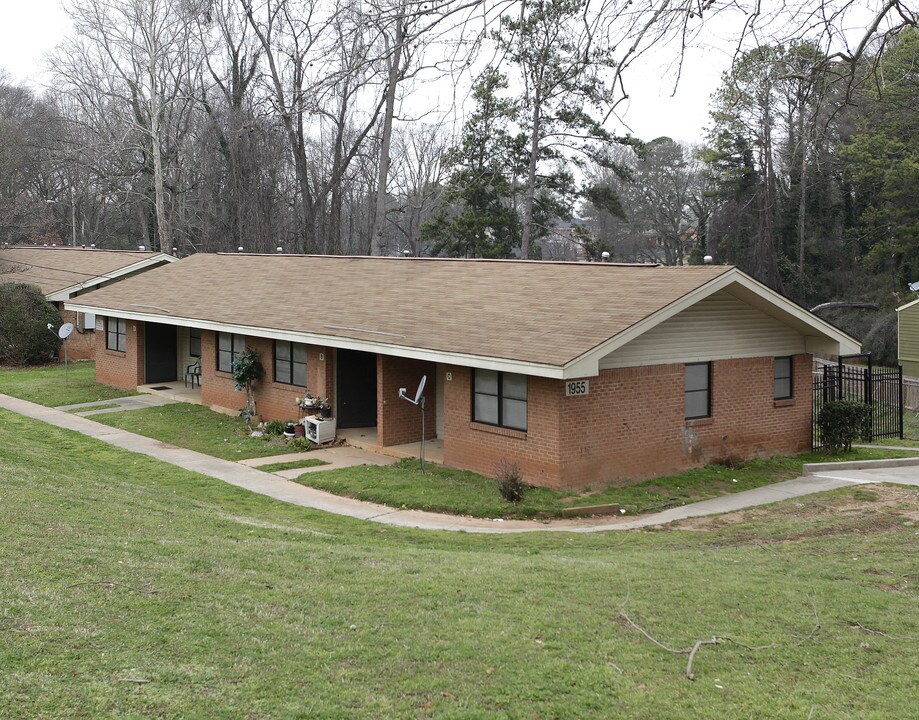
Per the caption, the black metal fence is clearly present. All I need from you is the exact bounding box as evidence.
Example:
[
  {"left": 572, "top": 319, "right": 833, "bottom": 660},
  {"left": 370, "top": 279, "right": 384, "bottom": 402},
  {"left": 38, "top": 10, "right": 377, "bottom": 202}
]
[{"left": 812, "top": 354, "right": 904, "bottom": 451}]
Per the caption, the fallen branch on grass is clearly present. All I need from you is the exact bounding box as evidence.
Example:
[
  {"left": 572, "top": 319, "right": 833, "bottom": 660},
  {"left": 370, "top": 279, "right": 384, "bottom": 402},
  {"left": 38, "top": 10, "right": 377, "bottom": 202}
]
[
  {"left": 115, "top": 678, "right": 150, "bottom": 684},
  {"left": 846, "top": 620, "right": 919, "bottom": 641},
  {"left": 616, "top": 579, "right": 820, "bottom": 680}
]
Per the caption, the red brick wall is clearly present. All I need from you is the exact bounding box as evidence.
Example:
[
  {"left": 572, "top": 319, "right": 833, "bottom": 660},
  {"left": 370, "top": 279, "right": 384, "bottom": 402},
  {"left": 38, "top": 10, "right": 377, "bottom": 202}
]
[
  {"left": 377, "top": 355, "right": 437, "bottom": 446},
  {"left": 558, "top": 354, "right": 812, "bottom": 488},
  {"left": 442, "top": 366, "right": 563, "bottom": 488},
  {"left": 199, "top": 331, "right": 333, "bottom": 421},
  {"left": 57, "top": 306, "right": 96, "bottom": 361},
  {"left": 443, "top": 354, "right": 812, "bottom": 490},
  {"left": 95, "top": 318, "right": 144, "bottom": 390}
]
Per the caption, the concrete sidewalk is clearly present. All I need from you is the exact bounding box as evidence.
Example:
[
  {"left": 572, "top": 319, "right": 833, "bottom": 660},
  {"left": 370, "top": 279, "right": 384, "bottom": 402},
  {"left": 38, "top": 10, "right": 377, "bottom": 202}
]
[
  {"left": 2, "top": 392, "right": 913, "bottom": 534},
  {"left": 56, "top": 394, "right": 179, "bottom": 416}
]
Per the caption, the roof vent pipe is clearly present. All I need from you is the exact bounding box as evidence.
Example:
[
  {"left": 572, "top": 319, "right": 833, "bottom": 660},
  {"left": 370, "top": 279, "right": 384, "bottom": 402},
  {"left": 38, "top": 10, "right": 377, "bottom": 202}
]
[{"left": 703, "top": 255, "right": 713, "bottom": 264}]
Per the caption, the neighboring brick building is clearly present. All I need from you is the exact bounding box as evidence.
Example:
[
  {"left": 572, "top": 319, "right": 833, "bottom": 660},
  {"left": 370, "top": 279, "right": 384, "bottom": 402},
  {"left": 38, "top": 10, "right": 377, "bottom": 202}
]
[
  {"left": 0, "top": 246, "right": 175, "bottom": 360},
  {"left": 67, "top": 253, "right": 859, "bottom": 490}
]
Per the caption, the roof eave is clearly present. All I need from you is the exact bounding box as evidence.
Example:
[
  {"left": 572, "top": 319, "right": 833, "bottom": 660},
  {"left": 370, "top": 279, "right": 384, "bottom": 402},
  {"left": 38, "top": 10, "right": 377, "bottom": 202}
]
[
  {"left": 561, "top": 267, "right": 861, "bottom": 377},
  {"left": 62, "top": 303, "right": 568, "bottom": 379},
  {"left": 45, "top": 253, "right": 176, "bottom": 301}
]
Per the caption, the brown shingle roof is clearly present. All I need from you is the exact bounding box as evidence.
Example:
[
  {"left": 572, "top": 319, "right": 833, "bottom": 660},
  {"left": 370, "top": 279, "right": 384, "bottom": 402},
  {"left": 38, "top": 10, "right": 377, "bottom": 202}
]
[
  {"left": 70, "top": 253, "right": 732, "bottom": 367},
  {"left": 0, "top": 246, "right": 171, "bottom": 297}
]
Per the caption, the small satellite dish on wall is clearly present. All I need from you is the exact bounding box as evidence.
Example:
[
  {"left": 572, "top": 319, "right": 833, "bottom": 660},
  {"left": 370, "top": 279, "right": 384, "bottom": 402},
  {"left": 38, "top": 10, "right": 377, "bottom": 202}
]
[
  {"left": 58, "top": 322, "right": 74, "bottom": 340},
  {"left": 398, "top": 375, "right": 429, "bottom": 473}
]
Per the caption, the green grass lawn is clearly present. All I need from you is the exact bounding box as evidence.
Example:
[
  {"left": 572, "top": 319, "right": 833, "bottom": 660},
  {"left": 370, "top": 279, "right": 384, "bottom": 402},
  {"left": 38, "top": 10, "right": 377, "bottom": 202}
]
[
  {"left": 297, "top": 448, "right": 917, "bottom": 519},
  {"left": 1, "top": 408, "right": 917, "bottom": 719},
  {"left": 257, "top": 457, "right": 331, "bottom": 473},
  {"left": 0, "top": 361, "right": 137, "bottom": 406},
  {"left": 89, "top": 403, "right": 309, "bottom": 461}
]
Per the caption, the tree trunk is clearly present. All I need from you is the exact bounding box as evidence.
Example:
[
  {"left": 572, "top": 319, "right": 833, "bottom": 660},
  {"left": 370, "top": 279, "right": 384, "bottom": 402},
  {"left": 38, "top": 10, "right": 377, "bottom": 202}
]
[
  {"left": 797, "top": 105, "right": 807, "bottom": 275},
  {"left": 370, "top": 16, "right": 405, "bottom": 256},
  {"left": 521, "top": 101, "right": 541, "bottom": 260}
]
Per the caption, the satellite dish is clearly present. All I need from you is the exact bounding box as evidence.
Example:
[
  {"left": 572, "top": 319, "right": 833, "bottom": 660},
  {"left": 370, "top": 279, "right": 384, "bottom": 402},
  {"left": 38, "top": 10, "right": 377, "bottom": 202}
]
[
  {"left": 58, "top": 322, "right": 74, "bottom": 339},
  {"left": 397, "top": 374, "right": 429, "bottom": 473},
  {"left": 414, "top": 375, "right": 427, "bottom": 404}
]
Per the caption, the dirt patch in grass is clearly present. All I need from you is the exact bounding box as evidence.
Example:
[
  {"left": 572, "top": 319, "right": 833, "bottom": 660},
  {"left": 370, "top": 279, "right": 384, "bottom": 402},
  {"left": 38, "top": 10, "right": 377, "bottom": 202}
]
[{"left": 675, "top": 484, "right": 919, "bottom": 537}]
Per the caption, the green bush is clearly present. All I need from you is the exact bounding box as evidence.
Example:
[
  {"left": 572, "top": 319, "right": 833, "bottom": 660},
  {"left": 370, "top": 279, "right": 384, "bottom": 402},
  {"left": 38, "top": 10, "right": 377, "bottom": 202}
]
[
  {"left": 818, "top": 400, "right": 871, "bottom": 453},
  {"left": 286, "top": 436, "right": 313, "bottom": 451},
  {"left": 264, "top": 420, "right": 286, "bottom": 436},
  {"left": 0, "top": 283, "right": 62, "bottom": 365}
]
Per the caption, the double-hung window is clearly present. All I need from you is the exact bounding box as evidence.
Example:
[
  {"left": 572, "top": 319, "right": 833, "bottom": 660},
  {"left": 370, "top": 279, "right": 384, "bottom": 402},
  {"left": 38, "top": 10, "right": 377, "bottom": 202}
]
[
  {"left": 774, "top": 356, "right": 793, "bottom": 400},
  {"left": 106, "top": 318, "right": 126, "bottom": 352},
  {"left": 684, "top": 362, "right": 711, "bottom": 419},
  {"left": 473, "top": 369, "right": 528, "bottom": 431},
  {"left": 274, "top": 341, "right": 307, "bottom": 386},
  {"left": 217, "top": 332, "right": 245, "bottom": 373}
]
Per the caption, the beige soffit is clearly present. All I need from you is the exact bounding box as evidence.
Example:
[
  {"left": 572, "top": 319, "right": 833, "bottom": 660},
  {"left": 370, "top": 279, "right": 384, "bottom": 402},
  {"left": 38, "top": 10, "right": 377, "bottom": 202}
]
[
  {"left": 65, "top": 254, "right": 855, "bottom": 377},
  {"left": 0, "top": 247, "right": 176, "bottom": 300}
]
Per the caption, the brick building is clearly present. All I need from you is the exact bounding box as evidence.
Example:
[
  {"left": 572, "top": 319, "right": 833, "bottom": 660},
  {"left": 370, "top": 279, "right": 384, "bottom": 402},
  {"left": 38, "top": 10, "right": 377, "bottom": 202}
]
[
  {"left": 66, "top": 253, "right": 859, "bottom": 490},
  {"left": 0, "top": 246, "right": 175, "bottom": 360}
]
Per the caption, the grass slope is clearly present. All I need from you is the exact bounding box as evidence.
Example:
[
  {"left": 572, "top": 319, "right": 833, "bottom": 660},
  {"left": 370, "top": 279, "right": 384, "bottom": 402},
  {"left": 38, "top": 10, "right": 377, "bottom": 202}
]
[
  {"left": 1, "top": 408, "right": 918, "bottom": 719},
  {"left": 0, "top": 361, "right": 137, "bottom": 406}
]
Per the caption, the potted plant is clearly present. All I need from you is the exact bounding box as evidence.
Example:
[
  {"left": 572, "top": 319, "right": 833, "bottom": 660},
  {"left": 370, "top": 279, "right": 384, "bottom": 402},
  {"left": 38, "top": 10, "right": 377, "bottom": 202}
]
[
  {"left": 319, "top": 397, "right": 332, "bottom": 418},
  {"left": 283, "top": 422, "right": 297, "bottom": 439},
  {"left": 296, "top": 393, "right": 318, "bottom": 415}
]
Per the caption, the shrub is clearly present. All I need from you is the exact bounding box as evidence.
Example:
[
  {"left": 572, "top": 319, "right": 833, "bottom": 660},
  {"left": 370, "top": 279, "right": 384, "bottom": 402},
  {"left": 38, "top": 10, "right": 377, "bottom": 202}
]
[
  {"left": 0, "top": 283, "right": 62, "bottom": 365},
  {"left": 264, "top": 420, "right": 286, "bottom": 437},
  {"left": 497, "top": 462, "right": 526, "bottom": 503},
  {"left": 818, "top": 400, "right": 871, "bottom": 453},
  {"left": 287, "top": 436, "right": 313, "bottom": 451}
]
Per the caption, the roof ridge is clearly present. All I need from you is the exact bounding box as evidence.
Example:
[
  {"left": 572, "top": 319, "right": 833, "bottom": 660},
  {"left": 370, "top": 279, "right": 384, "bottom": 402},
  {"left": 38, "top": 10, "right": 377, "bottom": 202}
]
[{"left": 211, "top": 252, "right": 666, "bottom": 268}]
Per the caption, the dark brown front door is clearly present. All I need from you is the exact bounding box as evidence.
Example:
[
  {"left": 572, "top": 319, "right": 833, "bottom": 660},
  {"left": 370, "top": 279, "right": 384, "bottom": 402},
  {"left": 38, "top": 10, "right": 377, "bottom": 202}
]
[
  {"left": 144, "top": 322, "right": 177, "bottom": 384},
  {"left": 336, "top": 350, "right": 377, "bottom": 428}
]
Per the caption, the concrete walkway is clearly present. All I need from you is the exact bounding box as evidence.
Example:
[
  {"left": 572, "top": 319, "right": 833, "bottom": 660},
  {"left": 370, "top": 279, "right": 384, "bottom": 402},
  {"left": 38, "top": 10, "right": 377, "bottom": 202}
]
[
  {"left": 57, "top": 394, "right": 179, "bottom": 416},
  {"left": 240, "top": 448, "right": 399, "bottom": 479},
  {"left": 3, "top": 392, "right": 917, "bottom": 534}
]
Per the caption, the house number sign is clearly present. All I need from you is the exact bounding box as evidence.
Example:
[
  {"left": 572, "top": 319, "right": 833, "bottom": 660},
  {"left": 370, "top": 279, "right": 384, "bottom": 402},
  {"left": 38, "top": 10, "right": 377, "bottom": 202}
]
[{"left": 565, "top": 379, "right": 589, "bottom": 397}]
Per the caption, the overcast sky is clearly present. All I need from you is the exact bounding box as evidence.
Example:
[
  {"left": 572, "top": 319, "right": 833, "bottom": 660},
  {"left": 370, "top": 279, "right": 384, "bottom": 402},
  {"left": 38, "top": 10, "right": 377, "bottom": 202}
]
[{"left": 0, "top": 0, "right": 734, "bottom": 145}]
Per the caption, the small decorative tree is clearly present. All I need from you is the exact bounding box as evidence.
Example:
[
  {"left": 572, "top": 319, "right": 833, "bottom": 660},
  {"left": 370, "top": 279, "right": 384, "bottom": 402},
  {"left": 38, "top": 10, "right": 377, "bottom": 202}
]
[{"left": 231, "top": 346, "right": 264, "bottom": 428}]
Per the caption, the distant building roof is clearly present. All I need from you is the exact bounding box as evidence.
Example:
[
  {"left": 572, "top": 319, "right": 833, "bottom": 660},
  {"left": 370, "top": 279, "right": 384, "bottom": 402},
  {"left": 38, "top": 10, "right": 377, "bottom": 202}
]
[
  {"left": 0, "top": 246, "right": 175, "bottom": 300},
  {"left": 66, "top": 253, "right": 858, "bottom": 377}
]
